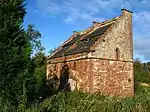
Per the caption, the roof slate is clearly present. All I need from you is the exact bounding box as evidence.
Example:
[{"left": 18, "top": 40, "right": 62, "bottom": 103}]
[{"left": 50, "top": 23, "right": 113, "bottom": 58}]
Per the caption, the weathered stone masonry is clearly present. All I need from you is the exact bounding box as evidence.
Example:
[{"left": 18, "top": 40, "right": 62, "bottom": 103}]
[{"left": 47, "top": 9, "right": 134, "bottom": 96}]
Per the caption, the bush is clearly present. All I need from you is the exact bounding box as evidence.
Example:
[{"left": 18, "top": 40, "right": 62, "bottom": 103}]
[{"left": 26, "top": 91, "right": 150, "bottom": 112}]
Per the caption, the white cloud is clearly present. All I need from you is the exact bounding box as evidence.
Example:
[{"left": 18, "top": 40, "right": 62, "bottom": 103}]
[
  {"left": 36, "top": 0, "right": 150, "bottom": 24},
  {"left": 134, "top": 38, "right": 150, "bottom": 61},
  {"left": 36, "top": 0, "right": 129, "bottom": 23},
  {"left": 36, "top": 0, "right": 63, "bottom": 14},
  {"left": 133, "top": 11, "right": 150, "bottom": 61},
  {"left": 133, "top": 12, "right": 150, "bottom": 33}
]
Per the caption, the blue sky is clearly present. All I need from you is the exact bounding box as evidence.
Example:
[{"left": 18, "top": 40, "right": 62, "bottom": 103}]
[{"left": 24, "top": 0, "right": 150, "bottom": 62}]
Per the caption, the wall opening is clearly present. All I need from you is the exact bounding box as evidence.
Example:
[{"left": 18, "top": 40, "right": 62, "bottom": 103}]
[
  {"left": 128, "top": 78, "right": 131, "bottom": 82},
  {"left": 73, "top": 62, "right": 76, "bottom": 69},
  {"left": 116, "top": 48, "right": 120, "bottom": 60}
]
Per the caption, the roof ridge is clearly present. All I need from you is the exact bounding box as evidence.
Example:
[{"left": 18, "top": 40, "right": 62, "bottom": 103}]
[
  {"left": 101, "top": 16, "right": 119, "bottom": 25},
  {"left": 92, "top": 16, "right": 119, "bottom": 28},
  {"left": 79, "top": 26, "right": 93, "bottom": 34}
]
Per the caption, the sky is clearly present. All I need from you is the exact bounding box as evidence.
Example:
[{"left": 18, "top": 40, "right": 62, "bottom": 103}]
[{"left": 24, "top": 0, "right": 150, "bottom": 62}]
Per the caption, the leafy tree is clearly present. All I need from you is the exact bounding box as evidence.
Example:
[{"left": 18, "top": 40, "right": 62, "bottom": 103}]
[
  {"left": 0, "top": 0, "right": 54, "bottom": 110},
  {"left": 26, "top": 24, "right": 44, "bottom": 55},
  {"left": 31, "top": 52, "right": 51, "bottom": 100},
  {"left": 0, "top": 0, "right": 29, "bottom": 107},
  {"left": 32, "top": 52, "right": 46, "bottom": 88},
  {"left": 17, "top": 80, "right": 27, "bottom": 112},
  {"left": 25, "top": 24, "right": 47, "bottom": 98}
]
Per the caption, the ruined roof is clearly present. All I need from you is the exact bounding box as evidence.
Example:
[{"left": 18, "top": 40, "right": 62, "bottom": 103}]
[{"left": 50, "top": 17, "right": 118, "bottom": 59}]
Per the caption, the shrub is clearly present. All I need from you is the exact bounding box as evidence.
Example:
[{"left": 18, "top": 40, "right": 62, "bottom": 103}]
[{"left": 26, "top": 91, "right": 150, "bottom": 112}]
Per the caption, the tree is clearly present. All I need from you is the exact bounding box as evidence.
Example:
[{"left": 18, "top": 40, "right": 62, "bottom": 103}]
[
  {"left": 0, "top": 1, "right": 49, "bottom": 110},
  {"left": 0, "top": 0, "right": 29, "bottom": 108},
  {"left": 32, "top": 52, "right": 46, "bottom": 87},
  {"left": 23, "top": 25, "right": 48, "bottom": 103},
  {"left": 26, "top": 24, "right": 44, "bottom": 55}
]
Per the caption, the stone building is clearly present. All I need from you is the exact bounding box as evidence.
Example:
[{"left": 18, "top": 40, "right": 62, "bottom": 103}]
[{"left": 47, "top": 9, "right": 134, "bottom": 96}]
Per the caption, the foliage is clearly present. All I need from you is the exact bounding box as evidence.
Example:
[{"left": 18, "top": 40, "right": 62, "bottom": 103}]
[
  {"left": 27, "top": 24, "right": 44, "bottom": 54},
  {"left": 134, "top": 82, "right": 150, "bottom": 94},
  {"left": 0, "top": 0, "right": 29, "bottom": 109},
  {"left": 134, "top": 59, "right": 150, "bottom": 82},
  {"left": 134, "top": 59, "right": 150, "bottom": 94},
  {"left": 32, "top": 52, "right": 46, "bottom": 88},
  {"left": 134, "top": 62, "right": 150, "bottom": 84},
  {"left": 22, "top": 70, "right": 39, "bottom": 104},
  {"left": 17, "top": 81, "right": 27, "bottom": 112},
  {"left": 28, "top": 51, "right": 50, "bottom": 102},
  {"left": 26, "top": 91, "right": 150, "bottom": 112},
  {"left": 0, "top": 1, "right": 47, "bottom": 111},
  {"left": 46, "top": 76, "right": 59, "bottom": 93},
  {"left": 25, "top": 24, "right": 48, "bottom": 103}
]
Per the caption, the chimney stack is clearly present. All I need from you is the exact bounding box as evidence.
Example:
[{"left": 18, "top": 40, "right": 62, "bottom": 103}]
[{"left": 121, "top": 9, "right": 133, "bottom": 15}]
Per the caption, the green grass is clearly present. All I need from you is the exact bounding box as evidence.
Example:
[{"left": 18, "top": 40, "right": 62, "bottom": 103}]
[{"left": 26, "top": 89, "right": 150, "bottom": 112}]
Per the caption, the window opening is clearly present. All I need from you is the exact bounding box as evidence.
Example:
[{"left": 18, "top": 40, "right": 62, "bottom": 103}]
[{"left": 116, "top": 48, "right": 120, "bottom": 60}]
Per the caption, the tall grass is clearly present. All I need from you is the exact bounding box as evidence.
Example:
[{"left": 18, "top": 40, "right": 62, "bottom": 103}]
[{"left": 26, "top": 89, "right": 150, "bottom": 112}]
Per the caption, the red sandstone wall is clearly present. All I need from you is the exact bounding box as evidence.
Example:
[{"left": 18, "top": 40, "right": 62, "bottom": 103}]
[
  {"left": 47, "top": 58, "right": 134, "bottom": 96},
  {"left": 86, "top": 9, "right": 134, "bottom": 96},
  {"left": 47, "top": 59, "right": 94, "bottom": 92},
  {"left": 91, "top": 59, "right": 134, "bottom": 96}
]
